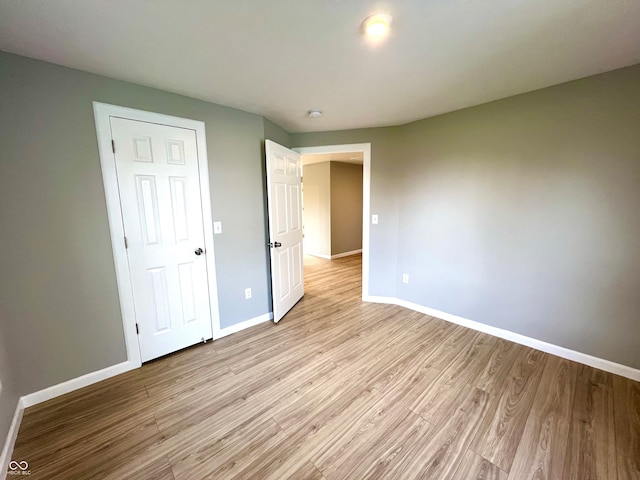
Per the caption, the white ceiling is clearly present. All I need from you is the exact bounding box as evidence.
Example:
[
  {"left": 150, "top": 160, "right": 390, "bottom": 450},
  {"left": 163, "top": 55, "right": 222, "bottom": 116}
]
[
  {"left": 301, "top": 152, "right": 364, "bottom": 167},
  {"left": 1, "top": 0, "right": 639, "bottom": 133}
]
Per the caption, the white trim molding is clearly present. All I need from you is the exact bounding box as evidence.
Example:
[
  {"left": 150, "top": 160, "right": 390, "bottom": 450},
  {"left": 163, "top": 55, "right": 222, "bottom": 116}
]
[
  {"left": 306, "top": 252, "right": 331, "bottom": 260},
  {"left": 294, "top": 144, "right": 371, "bottom": 300},
  {"left": 18, "top": 311, "right": 272, "bottom": 407},
  {"left": 21, "top": 361, "right": 138, "bottom": 408},
  {"left": 365, "top": 295, "right": 640, "bottom": 382},
  {"left": 306, "top": 249, "right": 362, "bottom": 260},
  {"left": 1, "top": 309, "right": 272, "bottom": 471},
  {"left": 93, "top": 102, "right": 222, "bottom": 365},
  {"left": 1, "top": 360, "right": 137, "bottom": 477},
  {"left": 214, "top": 312, "right": 273, "bottom": 339},
  {"left": 331, "top": 249, "right": 362, "bottom": 259},
  {"left": 0, "top": 399, "right": 24, "bottom": 480}
]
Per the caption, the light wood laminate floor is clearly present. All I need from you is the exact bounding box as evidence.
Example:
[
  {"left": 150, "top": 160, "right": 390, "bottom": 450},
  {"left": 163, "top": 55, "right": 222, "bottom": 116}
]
[{"left": 12, "top": 254, "right": 640, "bottom": 479}]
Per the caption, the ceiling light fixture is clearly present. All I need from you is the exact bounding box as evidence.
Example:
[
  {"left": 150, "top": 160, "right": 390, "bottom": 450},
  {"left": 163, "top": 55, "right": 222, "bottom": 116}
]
[
  {"left": 362, "top": 13, "right": 393, "bottom": 38},
  {"left": 307, "top": 110, "right": 323, "bottom": 118}
]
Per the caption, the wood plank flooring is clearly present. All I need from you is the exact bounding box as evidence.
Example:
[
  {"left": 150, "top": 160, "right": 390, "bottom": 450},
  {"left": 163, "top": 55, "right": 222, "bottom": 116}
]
[{"left": 11, "top": 254, "right": 640, "bottom": 479}]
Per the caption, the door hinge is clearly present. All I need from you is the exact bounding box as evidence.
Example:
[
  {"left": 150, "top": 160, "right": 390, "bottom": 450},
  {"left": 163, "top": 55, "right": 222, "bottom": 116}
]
[
  {"left": 136, "top": 323, "right": 139, "bottom": 335},
  {"left": 111, "top": 139, "right": 116, "bottom": 153},
  {"left": 124, "top": 236, "right": 128, "bottom": 249}
]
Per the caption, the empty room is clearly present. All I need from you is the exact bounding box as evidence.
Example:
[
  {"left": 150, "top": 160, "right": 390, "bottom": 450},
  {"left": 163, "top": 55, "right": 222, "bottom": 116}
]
[{"left": 1, "top": 1, "right": 639, "bottom": 479}]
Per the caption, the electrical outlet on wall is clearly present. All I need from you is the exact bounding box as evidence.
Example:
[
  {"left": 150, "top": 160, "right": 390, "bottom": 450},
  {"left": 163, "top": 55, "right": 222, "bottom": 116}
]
[
  {"left": 402, "top": 274, "right": 409, "bottom": 284},
  {"left": 245, "top": 288, "right": 252, "bottom": 300}
]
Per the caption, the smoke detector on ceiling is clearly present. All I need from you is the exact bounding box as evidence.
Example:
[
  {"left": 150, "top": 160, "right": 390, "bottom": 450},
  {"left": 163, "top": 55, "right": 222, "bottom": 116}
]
[{"left": 307, "top": 110, "right": 323, "bottom": 118}]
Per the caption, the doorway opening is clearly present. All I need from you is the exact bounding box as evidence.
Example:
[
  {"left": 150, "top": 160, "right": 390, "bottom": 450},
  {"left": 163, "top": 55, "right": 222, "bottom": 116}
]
[{"left": 294, "top": 144, "right": 371, "bottom": 301}]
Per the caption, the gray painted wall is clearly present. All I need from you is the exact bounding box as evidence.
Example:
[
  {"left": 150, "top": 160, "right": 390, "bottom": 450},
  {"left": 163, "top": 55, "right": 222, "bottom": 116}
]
[
  {"left": 293, "top": 64, "right": 640, "bottom": 370},
  {"left": 263, "top": 118, "right": 291, "bottom": 149},
  {"left": 396, "top": 64, "right": 640, "bottom": 369},
  {"left": 302, "top": 162, "right": 332, "bottom": 257},
  {"left": 0, "top": 52, "right": 279, "bottom": 395},
  {"left": 0, "top": 317, "right": 19, "bottom": 461},
  {"left": 330, "top": 162, "right": 363, "bottom": 255},
  {"left": 1, "top": 49, "right": 638, "bottom": 434},
  {"left": 301, "top": 161, "right": 364, "bottom": 257},
  {"left": 292, "top": 65, "right": 640, "bottom": 370},
  {"left": 291, "top": 128, "right": 403, "bottom": 297}
]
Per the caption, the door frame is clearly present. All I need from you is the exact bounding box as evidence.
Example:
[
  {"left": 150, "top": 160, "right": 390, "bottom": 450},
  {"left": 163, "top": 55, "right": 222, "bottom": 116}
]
[
  {"left": 293, "top": 143, "right": 371, "bottom": 300},
  {"left": 93, "top": 102, "right": 221, "bottom": 367}
]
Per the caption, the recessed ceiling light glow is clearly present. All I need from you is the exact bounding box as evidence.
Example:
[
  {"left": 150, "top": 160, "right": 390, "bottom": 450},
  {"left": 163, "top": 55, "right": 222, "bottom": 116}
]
[
  {"left": 362, "top": 13, "right": 392, "bottom": 38},
  {"left": 307, "top": 110, "right": 323, "bottom": 118}
]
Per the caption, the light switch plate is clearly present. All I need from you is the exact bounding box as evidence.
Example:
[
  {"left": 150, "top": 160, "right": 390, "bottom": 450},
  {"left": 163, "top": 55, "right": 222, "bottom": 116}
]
[
  {"left": 372, "top": 214, "right": 379, "bottom": 225},
  {"left": 213, "top": 221, "right": 222, "bottom": 234}
]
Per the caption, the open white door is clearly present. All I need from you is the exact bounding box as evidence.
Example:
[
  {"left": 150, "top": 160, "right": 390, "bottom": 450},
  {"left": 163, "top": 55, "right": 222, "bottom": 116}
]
[{"left": 265, "top": 140, "right": 304, "bottom": 323}]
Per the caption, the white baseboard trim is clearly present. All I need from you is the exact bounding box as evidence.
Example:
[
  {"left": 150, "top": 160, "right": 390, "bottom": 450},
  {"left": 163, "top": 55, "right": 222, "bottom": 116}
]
[
  {"left": 0, "top": 313, "right": 270, "bottom": 474},
  {"left": 331, "top": 249, "right": 362, "bottom": 259},
  {"left": 365, "top": 295, "right": 640, "bottom": 382},
  {"left": 8, "top": 311, "right": 273, "bottom": 419},
  {"left": 306, "top": 250, "right": 362, "bottom": 260},
  {"left": 306, "top": 252, "right": 331, "bottom": 260},
  {"left": 214, "top": 312, "right": 273, "bottom": 339},
  {"left": 2, "top": 360, "right": 138, "bottom": 475},
  {"left": 0, "top": 398, "right": 24, "bottom": 480},
  {"left": 21, "top": 361, "right": 138, "bottom": 409}
]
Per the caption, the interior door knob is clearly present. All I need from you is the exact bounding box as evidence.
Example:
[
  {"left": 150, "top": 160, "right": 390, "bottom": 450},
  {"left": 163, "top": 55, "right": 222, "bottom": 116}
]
[{"left": 194, "top": 248, "right": 204, "bottom": 255}]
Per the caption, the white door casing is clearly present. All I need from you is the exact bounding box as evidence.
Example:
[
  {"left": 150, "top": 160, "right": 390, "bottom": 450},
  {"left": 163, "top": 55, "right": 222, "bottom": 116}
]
[
  {"left": 94, "top": 103, "right": 220, "bottom": 366},
  {"left": 265, "top": 140, "right": 304, "bottom": 323}
]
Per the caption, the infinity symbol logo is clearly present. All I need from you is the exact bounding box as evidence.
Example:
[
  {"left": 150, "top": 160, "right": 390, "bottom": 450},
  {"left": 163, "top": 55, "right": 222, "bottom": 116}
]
[{"left": 8, "top": 461, "right": 28, "bottom": 470}]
